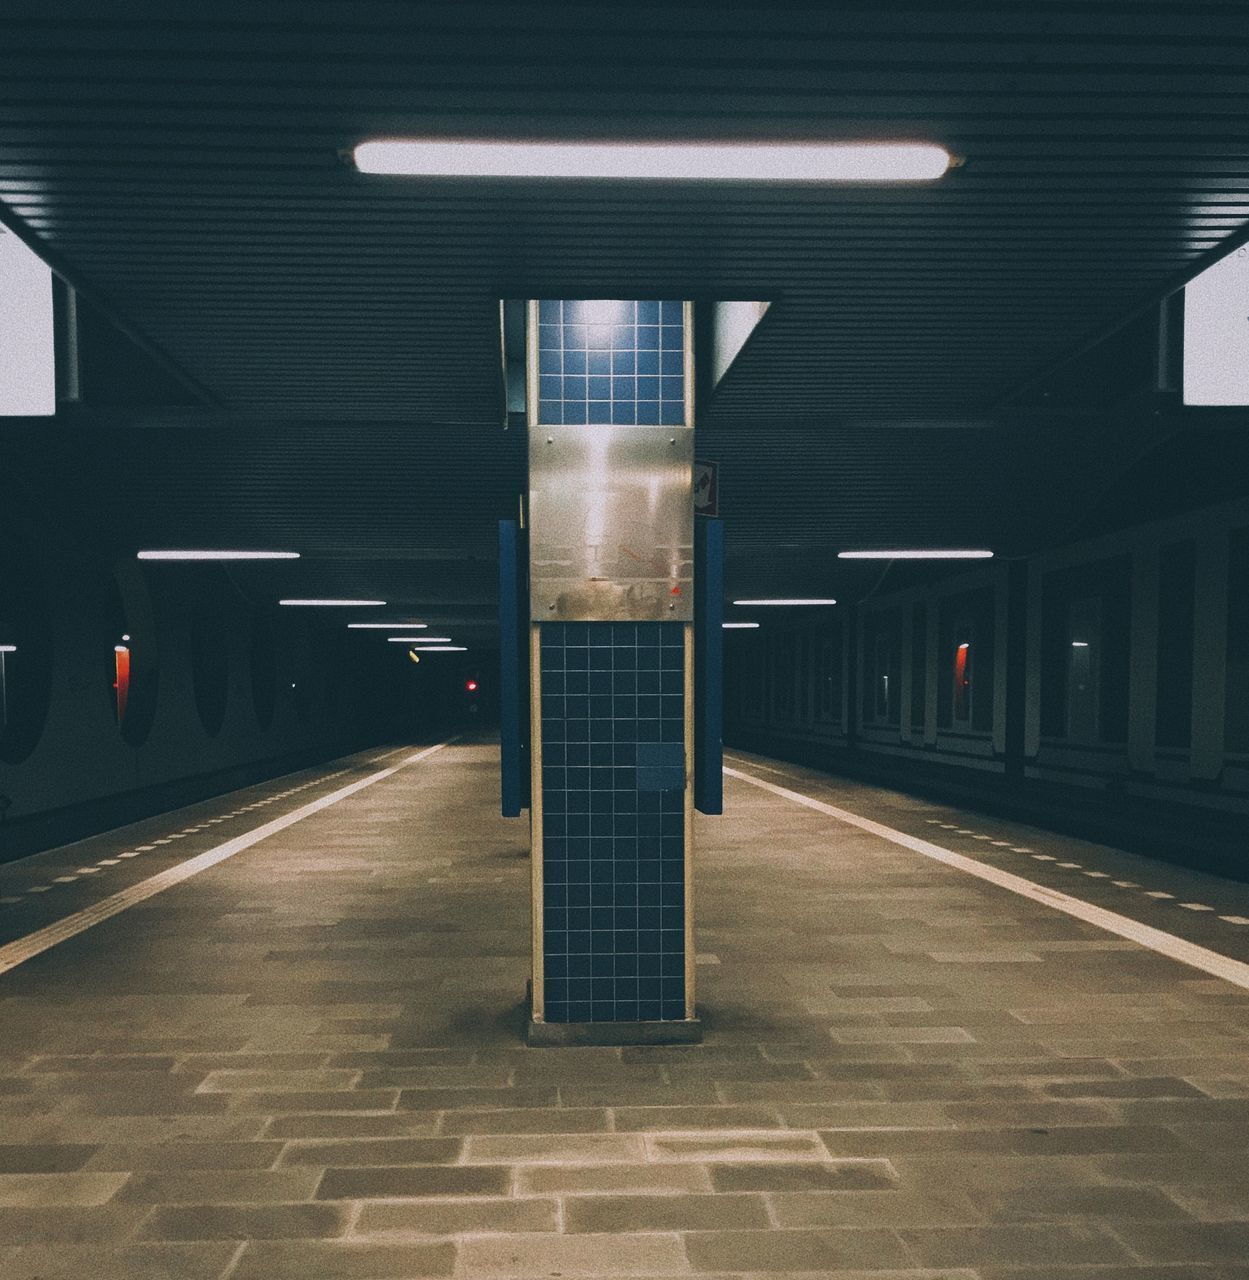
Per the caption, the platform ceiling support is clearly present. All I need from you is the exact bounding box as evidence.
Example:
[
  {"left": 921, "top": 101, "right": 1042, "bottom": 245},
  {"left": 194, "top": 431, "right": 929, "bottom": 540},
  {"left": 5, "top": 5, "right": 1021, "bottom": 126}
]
[{"left": 524, "top": 299, "right": 702, "bottom": 1046}]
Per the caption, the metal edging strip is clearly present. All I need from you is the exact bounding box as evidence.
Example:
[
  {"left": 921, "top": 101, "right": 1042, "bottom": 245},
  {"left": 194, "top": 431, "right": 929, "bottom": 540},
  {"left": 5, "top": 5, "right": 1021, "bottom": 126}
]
[
  {"left": 684, "top": 623, "right": 697, "bottom": 1019},
  {"left": 529, "top": 622, "right": 545, "bottom": 1021}
]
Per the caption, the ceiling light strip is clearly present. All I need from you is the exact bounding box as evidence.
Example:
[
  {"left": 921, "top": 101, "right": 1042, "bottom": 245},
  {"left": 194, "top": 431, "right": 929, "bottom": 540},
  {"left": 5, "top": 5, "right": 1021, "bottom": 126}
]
[
  {"left": 732, "top": 598, "right": 837, "bottom": 606},
  {"left": 138, "top": 550, "right": 300, "bottom": 561},
  {"left": 354, "top": 140, "right": 951, "bottom": 183},
  {"left": 280, "top": 599, "right": 385, "bottom": 607},
  {"left": 837, "top": 550, "right": 993, "bottom": 560}
]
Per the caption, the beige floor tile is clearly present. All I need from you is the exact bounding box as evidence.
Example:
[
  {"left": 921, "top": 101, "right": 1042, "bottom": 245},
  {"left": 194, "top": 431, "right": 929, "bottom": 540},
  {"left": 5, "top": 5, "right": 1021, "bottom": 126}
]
[
  {"left": 138, "top": 1202, "right": 349, "bottom": 1241},
  {"left": 515, "top": 1163, "right": 714, "bottom": 1196},
  {"left": 458, "top": 1231, "right": 689, "bottom": 1276},
  {"left": 0, "top": 1243, "right": 240, "bottom": 1280},
  {"left": 277, "top": 1136, "right": 460, "bottom": 1166},
  {"left": 612, "top": 1105, "right": 784, "bottom": 1131},
  {"left": 683, "top": 1227, "right": 912, "bottom": 1272},
  {"left": 85, "top": 1142, "right": 284, "bottom": 1171},
  {"left": 116, "top": 1168, "right": 321, "bottom": 1204},
  {"left": 563, "top": 1192, "right": 770, "bottom": 1233},
  {"left": 316, "top": 1164, "right": 509, "bottom": 1200},
  {"left": 647, "top": 1131, "right": 826, "bottom": 1162},
  {"left": 354, "top": 1196, "right": 558, "bottom": 1236},
  {"left": 463, "top": 1133, "right": 647, "bottom": 1164},
  {"left": 0, "top": 1171, "right": 129, "bottom": 1207},
  {"left": 440, "top": 1107, "right": 609, "bottom": 1135},
  {"left": 710, "top": 1160, "right": 898, "bottom": 1192},
  {"left": 229, "top": 1239, "right": 455, "bottom": 1278}
]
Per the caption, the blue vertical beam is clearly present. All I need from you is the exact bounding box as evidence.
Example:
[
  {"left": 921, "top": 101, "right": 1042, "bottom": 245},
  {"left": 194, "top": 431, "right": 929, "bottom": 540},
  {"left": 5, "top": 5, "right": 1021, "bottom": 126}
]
[
  {"left": 695, "top": 517, "right": 724, "bottom": 815},
  {"left": 499, "top": 519, "right": 525, "bottom": 816},
  {"left": 1004, "top": 559, "right": 1029, "bottom": 780}
]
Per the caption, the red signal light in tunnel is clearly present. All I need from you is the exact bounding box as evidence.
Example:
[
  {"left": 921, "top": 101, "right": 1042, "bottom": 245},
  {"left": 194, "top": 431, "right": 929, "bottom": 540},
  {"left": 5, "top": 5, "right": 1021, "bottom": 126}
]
[{"left": 465, "top": 679, "right": 479, "bottom": 693}]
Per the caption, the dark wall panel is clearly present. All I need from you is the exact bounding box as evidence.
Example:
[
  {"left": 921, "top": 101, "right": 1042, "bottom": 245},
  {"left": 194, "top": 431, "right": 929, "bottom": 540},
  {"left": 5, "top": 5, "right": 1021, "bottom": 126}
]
[
  {"left": 1227, "top": 528, "right": 1249, "bottom": 756},
  {"left": 938, "top": 587, "right": 995, "bottom": 733},
  {"left": 1155, "top": 540, "right": 1196, "bottom": 751},
  {"left": 910, "top": 603, "right": 928, "bottom": 732},
  {"left": 1040, "top": 556, "right": 1131, "bottom": 744}
]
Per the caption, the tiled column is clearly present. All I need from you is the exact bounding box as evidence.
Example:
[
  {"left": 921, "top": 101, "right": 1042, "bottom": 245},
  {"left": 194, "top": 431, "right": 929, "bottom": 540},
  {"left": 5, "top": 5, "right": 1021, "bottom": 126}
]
[{"left": 525, "top": 300, "right": 700, "bottom": 1046}]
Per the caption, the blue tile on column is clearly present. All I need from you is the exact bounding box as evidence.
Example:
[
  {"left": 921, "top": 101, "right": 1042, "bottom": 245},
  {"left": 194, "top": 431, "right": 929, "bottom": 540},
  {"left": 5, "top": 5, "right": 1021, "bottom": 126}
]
[{"left": 541, "top": 621, "right": 685, "bottom": 1023}]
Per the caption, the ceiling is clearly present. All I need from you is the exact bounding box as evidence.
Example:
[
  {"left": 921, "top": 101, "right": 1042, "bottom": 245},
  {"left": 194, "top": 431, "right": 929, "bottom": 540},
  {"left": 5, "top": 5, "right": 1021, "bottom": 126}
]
[{"left": 2, "top": 0, "right": 1249, "bottom": 627}]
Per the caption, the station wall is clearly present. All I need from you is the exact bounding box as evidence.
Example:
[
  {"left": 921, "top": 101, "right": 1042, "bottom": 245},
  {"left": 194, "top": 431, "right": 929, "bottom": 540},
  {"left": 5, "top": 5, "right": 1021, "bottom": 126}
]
[
  {"left": 725, "top": 495, "right": 1249, "bottom": 871},
  {"left": 0, "top": 476, "right": 458, "bottom": 861}
]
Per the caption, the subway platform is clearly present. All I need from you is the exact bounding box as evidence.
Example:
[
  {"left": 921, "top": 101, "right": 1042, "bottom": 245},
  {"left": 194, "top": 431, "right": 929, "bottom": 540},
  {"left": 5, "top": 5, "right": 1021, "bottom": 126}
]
[{"left": 1, "top": 738, "right": 1249, "bottom": 1278}]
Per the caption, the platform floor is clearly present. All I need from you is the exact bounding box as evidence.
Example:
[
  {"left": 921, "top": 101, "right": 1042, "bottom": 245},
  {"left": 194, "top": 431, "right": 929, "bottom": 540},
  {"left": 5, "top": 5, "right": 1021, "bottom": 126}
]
[{"left": 2, "top": 738, "right": 1249, "bottom": 1278}]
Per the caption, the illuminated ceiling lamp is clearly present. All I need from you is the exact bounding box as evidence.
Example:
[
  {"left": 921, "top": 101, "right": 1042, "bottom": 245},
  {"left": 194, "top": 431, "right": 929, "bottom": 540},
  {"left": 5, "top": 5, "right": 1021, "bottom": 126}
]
[
  {"left": 353, "top": 140, "right": 952, "bottom": 183},
  {"left": 837, "top": 550, "right": 993, "bottom": 560},
  {"left": 280, "top": 598, "right": 385, "bottom": 606},
  {"left": 732, "top": 598, "right": 836, "bottom": 606},
  {"left": 139, "top": 550, "right": 299, "bottom": 561},
  {"left": 0, "top": 226, "right": 55, "bottom": 417}
]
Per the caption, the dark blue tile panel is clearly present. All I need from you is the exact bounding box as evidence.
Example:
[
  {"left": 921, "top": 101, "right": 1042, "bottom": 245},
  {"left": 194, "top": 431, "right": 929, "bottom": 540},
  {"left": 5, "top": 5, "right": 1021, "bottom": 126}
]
[
  {"left": 540, "top": 621, "right": 686, "bottom": 1024},
  {"left": 536, "top": 300, "right": 685, "bottom": 428}
]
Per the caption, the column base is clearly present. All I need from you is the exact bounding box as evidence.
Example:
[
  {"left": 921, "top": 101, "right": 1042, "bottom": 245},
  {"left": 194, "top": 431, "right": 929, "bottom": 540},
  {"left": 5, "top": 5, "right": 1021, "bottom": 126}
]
[
  {"left": 526, "top": 1014, "right": 703, "bottom": 1047},
  {"left": 522, "top": 981, "right": 704, "bottom": 1046}
]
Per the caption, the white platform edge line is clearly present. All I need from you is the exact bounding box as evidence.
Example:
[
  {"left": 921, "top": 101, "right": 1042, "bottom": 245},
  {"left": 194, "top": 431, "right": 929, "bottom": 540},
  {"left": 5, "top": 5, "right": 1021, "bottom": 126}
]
[
  {"left": 0, "top": 740, "right": 453, "bottom": 978},
  {"left": 723, "top": 764, "right": 1249, "bottom": 993}
]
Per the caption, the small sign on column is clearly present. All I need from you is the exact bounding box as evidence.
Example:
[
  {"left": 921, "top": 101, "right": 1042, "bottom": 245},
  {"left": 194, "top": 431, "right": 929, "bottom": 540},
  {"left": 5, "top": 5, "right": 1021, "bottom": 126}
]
[{"left": 694, "top": 460, "right": 718, "bottom": 517}]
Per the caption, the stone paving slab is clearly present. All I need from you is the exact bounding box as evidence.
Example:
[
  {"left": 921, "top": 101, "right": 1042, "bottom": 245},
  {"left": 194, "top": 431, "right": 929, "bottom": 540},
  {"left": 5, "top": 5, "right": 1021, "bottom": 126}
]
[
  {"left": 1, "top": 741, "right": 1248, "bottom": 1278},
  {"left": 0, "top": 1242, "right": 243, "bottom": 1280}
]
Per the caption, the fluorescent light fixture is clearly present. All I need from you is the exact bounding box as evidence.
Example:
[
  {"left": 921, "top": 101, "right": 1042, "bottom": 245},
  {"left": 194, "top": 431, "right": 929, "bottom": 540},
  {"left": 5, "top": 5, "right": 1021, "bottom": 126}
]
[
  {"left": 1184, "top": 243, "right": 1249, "bottom": 404},
  {"left": 139, "top": 549, "right": 299, "bottom": 561},
  {"left": 388, "top": 636, "right": 452, "bottom": 643},
  {"left": 732, "top": 598, "right": 836, "bottom": 606},
  {"left": 722, "top": 622, "right": 760, "bottom": 629},
  {"left": 280, "top": 598, "right": 385, "bottom": 607},
  {"left": 1071, "top": 641, "right": 1089, "bottom": 647},
  {"left": 0, "top": 228, "right": 54, "bottom": 416},
  {"left": 354, "top": 139, "right": 951, "bottom": 183},
  {"left": 347, "top": 622, "right": 427, "bottom": 629},
  {"left": 837, "top": 549, "right": 993, "bottom": 560},
  {"left": 0, "top": 645, "right": 15, "bottom": 653},
  {"left": 409, "top": 645, "right": 467, "bottom": 652}
]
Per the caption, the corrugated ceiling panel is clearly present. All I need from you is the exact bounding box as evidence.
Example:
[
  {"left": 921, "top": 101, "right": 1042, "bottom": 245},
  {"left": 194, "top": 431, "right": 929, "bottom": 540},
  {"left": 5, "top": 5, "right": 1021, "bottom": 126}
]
[{"left": 2, "top": 2, "right": 1248, "bottom": 611}]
